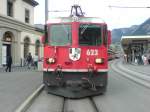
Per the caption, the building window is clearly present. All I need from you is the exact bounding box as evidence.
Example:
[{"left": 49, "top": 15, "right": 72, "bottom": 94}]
[
  {"left": 25, "top": 9, "right": 30, "bottom": 23},
  {"left": 3, "top": 32, "right": 13, "bottom": 42},
  {"left": 7, "top": 0, "right": 13, "bottom": 17},
  {"left": 35, "top": 40, "right": 40, "bottom": 55},
  {"left": 24, "top": 37, "right": 30, "bottom": 58}
]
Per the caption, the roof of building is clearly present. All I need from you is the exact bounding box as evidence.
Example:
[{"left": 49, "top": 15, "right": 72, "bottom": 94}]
[{"left": 23, "top": 0, "right": 38, "bottom": 7}]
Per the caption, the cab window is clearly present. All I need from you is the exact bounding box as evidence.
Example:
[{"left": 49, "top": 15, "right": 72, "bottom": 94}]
[
  {"left": 49, "top": 24, "right": 72, "bottom": 46},
  {"left": 79, "top": 24, "right": 102, "bottom": 46}
]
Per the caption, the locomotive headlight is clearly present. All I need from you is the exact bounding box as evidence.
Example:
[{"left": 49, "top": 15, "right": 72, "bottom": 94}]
[
  {"left": 95, "top": 58, "right": 104, "bottom": 64},
  {"left": 47, "top": 58, "right": 56, "bottom": 64}
]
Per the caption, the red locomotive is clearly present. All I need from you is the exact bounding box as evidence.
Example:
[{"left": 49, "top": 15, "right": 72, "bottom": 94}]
[{"left": 42, "top": 5, "right": 111, "bottom": 98}]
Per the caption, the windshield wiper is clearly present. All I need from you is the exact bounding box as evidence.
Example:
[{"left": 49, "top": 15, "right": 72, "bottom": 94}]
[
  {"left": 61, "top": 23, "right": 70, "bottom": 41},
  {"left": 81, "top": 24, "right": 90, "bottom": 35}
]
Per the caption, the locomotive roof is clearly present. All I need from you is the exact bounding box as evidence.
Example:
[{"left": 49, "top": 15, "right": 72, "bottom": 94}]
[{"left": 47, "top": 17, "right": 106, "bottom": 24}]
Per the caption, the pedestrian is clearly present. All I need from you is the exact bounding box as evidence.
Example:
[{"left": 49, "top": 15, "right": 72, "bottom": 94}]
[
  {"left": 143, "top": 54, "right": 148, "bottom": 65},
  {"left": 5, "top": 55, "right": 12, "bottom": 72},
  {"left": 124, "top": 54, "right": 127, "bottom": 63},
  {"left": 148, "top": 54, "right": 150, "bottom": 64},
  {"left": 26, "top": 52, "right": 32, "bottom": 69},
  {"left": 134, "top": 57, "right": 138, "bottom": 65},
  {"left": 33, "top": 54, "right": 38, "bottom": 69},
  {"left": 138, "top": 54, "right": 143, "bottom": 65}
]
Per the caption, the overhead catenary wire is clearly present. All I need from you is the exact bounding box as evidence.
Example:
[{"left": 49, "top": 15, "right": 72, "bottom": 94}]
[
  {"left": 109, "top": 5, "right": 150, "bottom": 8},
  {"left": 48, "top": 10, "right": 70, "bottom": 12}
]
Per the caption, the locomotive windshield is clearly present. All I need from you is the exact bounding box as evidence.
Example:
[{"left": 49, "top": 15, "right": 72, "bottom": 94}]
[
  {"left": 79, "top": 24, "right": 102, "bottom": 46},
  {"left": 49, "top": 24, "right": 72, "bottom": 46}
]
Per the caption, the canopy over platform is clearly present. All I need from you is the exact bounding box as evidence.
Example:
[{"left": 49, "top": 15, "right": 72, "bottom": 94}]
[
  {"left": 121, "top": 35, "right": 150, "bottom": 52},
  {"left": 121, "top": 35, "right": 150, "bottom": 45},
  {"left": 121, "top": 35, "right": 150, "bottom": 64}
]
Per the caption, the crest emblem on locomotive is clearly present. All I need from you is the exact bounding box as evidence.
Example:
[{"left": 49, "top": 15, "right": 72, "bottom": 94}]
[{"left": 69, "top": 48, "right": 81, "bottom": 61}]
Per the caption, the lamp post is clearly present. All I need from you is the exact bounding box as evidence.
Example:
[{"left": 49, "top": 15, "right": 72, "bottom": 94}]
[{"left": 45, "top": 0, "right": 48, "bottom": 24}]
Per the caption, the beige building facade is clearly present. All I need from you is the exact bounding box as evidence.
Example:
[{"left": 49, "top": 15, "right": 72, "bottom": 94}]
[{"left": 0, "top": 0, "right": 43, "bottom": 66}]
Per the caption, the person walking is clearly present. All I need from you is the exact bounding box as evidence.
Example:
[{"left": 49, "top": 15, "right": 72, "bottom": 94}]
[
  {"left": 26, "top": 52, "right": 32, "bottom": 69},
  {"left": 148, "top": 54, "right": 150, "bottom": 64},
  {"left": 143, "top": 54, "right": 148, "bottom": 65},
  {"left": 124, "top": 54, "right": 127, "bottom": 63},
  {"left": 5, "top": 56, "right": 12, "bottom": 72},
  {"left": 33, "top": 54, "right": 38, "bottom": 69}
]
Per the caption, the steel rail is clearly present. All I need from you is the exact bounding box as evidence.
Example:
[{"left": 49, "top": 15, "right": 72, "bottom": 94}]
[
  {"left": 61, "top": 97, "right": 66, "bottom": 112},
  {"left": 90, "top": 97, "right": 102, "bottom": 112}
]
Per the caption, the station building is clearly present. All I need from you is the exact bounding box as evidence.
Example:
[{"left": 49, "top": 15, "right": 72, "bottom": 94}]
[
  {"left": 0, "top": 0, "right": 43, "bottom": 66},
  {"left": 121, "top": 35, "right": 150, "bottom": 63}
]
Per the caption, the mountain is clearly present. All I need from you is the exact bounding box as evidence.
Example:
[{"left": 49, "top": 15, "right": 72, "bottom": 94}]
[
  {"left": 132, "top": 18, "right": 150, "bottom": 35},
  {"left": 111, "top": 29, "right": 123, "bottom": 43},
  {"left": 111, "top": 18, "right": 150, "bottom": 43}
]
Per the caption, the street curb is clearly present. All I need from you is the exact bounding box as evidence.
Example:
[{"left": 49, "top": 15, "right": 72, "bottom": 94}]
[
  {"left": 111, "top": 60, "right": 150, "bottom": 89},
  {"left": 120, "top": 61, "right": 150, "bottom": 76},
  {"left": 118, "top": 61, "right": 150, "bottom": 82},
  {"left": 15, "top": 84, "right": 44, "bottom": 112}
]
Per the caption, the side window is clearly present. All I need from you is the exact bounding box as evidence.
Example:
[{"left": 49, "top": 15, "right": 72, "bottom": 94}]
[
  {"left": 103, "top": 25, "right": 108, "bottom": 46},
  {"left": 35, "top": 40, "right": 40, "bottom": 55},
  {"left": 7, "top": 0, "right": 13, "bottom": 17},
  {"left": 25, "top": 9, "right": 30, "bottom": 23}
]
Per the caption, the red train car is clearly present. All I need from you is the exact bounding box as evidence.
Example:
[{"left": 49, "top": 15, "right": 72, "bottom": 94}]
[
  {"left": 42, "top": 5, "right": 111, "bottom": 98},
  {"left": 108, "top": 49, "right": 116, "bottom": 60}
]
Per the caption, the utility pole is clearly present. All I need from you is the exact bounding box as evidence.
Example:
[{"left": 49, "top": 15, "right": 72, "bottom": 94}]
[
  {"left": 45, "top": 0, "right": 48, "bottom": 24},
  {"left": 44, "top": 0, "right": 48, "bottom": 43}
]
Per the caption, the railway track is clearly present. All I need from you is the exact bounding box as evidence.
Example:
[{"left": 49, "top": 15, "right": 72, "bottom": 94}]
[
  {"left": 15, "top": 85, "right": 102, "bottom": 112},
  {"left": 15, "top": 59, "right": 150, "bottom": 112},
  {"left": 63, "top": 97, "right": 100, "bottom": 112}
]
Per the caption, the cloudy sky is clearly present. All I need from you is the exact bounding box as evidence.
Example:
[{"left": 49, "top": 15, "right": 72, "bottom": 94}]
[{"left": 34, "top": 0, "right": 150, "bottom": 29}]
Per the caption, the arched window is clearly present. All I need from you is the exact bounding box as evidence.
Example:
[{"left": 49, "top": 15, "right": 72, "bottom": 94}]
[
  {"left": 3, "top": 31, "right": 13, "bottom": 42},
  {"left": 24, "top": 37, "right": 30, "bottom": 58},
  {"left": 2, "top": 31, "right": 13, "bottom": 63},
  {"left": 35, "top": 40, "right": 40, "bottom": 55}
]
